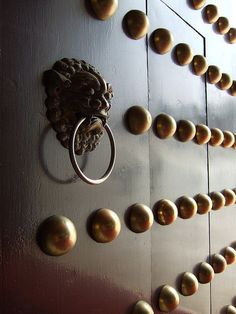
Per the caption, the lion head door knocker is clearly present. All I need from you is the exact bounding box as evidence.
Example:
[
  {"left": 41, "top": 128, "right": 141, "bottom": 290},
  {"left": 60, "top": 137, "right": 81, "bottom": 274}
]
[{"left": 43, "top": 58, "right": 116, "bottom": 185}]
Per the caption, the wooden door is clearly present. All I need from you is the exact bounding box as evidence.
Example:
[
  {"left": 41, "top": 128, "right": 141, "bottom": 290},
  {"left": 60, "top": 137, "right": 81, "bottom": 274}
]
[{"left": 1, "top": 1, "right": 236, "bottom": 313}]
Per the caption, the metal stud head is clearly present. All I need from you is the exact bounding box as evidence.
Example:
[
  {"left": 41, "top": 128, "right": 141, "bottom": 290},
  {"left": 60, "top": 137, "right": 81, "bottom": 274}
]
[
  {"left": 152, "top": 28, "right": 174, "bottom": 54},
  {"left": 227, "top": 305, "right": 236, "bottom": 314},
  {"left": 210, "top": 128, "right": 224, "bottom": 146},
  {"left": 177, "top": 196, "right": 197, "bottom": 219},
  {"left": 203, "top": 4, "right": 219, "bottom": 24},
  {"left": 192, "top": 55, "right": 208, "bottom": 76},
  {"left": 155, "top": 113, "right": 177, "bottom": 139},
  {"left": 125, "top": 106, "right": 152, "bottom": 135},
  {"left": 132, "top": 300, "right": 154, "bottom": 314},
  {"left": 227, "top": 28, "right": 236, "bottom": 44},
  {"left": 195, "top": 124, "right": 211, "bottom": 145},
  {"left": 154, "top": 199, "right": 178, "bottom": 225},
  {"left": 207, "top": 65, "right": 222, "bottom": 84},
  {"left": 198, "top": 262, "right": 215, "bottom": 284},
  {"left": 158, "top": 285, "right": 180, "bottom": 312},
  {"left": 224, "top": 247, "right": 236, "bottom": 265},
  {"left": 37, "top": 215, "right": 77, "bottom": 256},
  {"left": 209, "top": 191, "right": 225, "bottom": 210},
  {"left": 177, "top": 120, "right": 196, "bottom": 142},
  {"left": 218, "top": 73, "right": 233, "bottom": 90},
  {"left": 222, "top": 131, "right": 235, "bottom": 148},
  {"left": 181, "top": 272, "right": 199, "bottom": 296},
  {"left": 216, "top": 17, "right": 230, "bottom": 35},
  {"left": 128, "top": 203, "right": 154, "bottom": 233},
  {"left": 211, "top": 254, "right": 227, "bottom": 273},
  {"left": 90, "top": 0, "right": 118, "bottom": 21},
  {"left": 90, "top": 208, "right": 121, "bottom": 243},
  {"left": 191, "top": 0, "right": 206, "bottom": 10},
  {"left": 221, "top": 189, "right": 236, "bottom": 206},
  {"left": 194, "top": 193, "right": 212, "bottom": 215},
  {"left": 175, "top": 43, "right": 193, "bottom": 66},
  {"left": 124, "top": 10, "right": 149, "bottom": 40},
  {"left": 230, "top": 81, "right": 236, "bottom": 96}
]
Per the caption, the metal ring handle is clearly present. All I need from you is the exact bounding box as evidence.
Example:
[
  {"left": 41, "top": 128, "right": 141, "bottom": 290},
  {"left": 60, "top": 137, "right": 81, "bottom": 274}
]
[{"left": 69, "top": 118, "right": 116, "bottom": 185}]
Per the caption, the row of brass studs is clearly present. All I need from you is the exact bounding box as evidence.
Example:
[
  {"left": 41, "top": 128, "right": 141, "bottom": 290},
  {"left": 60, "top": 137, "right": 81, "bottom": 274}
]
[{"left": 191, "top": 1, "right": 236, "bottom": 44}]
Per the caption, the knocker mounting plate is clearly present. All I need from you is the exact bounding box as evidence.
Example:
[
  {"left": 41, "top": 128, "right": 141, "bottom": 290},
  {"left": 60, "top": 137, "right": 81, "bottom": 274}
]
[{"left": 43, "top": 58, "right": 116, "bottom": 185}]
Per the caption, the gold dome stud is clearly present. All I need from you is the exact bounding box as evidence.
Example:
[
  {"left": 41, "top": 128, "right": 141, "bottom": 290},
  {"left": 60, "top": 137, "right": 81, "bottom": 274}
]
[
  {"left": 90, "top": 0, "right": 118, "bottom": 21},
  {"left": 181, "top": 272, "right": 199, "bottom": 296},
  {"left": 203, "top": 4, "right": 219, "bottom": 24},
  {"left": 221, "top": 189, "right": 236, "bottom": 206},
  {"left": 195, "top": 124, "right": 211, "bottom": 145},
  {"left": 132, "top": 300, "right": 154, "bottom": 314},
  {"left": 218, "top": 73, "right": 233, "bottom": 90},
  {"left": 191, "top": 0, "right": 206, "bottom": 10},
  {"left": 124, "top": 10, "right": 149, "bottom": 40},
  {"left": 198, "top": 262, "right": 215, "bottom": 284},
  {"left": 224, "top": 247, "right": 236, "bottom": 265},
  {"left": 154, "top": 199, "right": 178, "bottom": 225},
  {"left": 227, "top": 28, "right": 236, "bottom": 44},
  {"left": 128, "top": 203, "right": 154, "bottom": 233},
  {"left": 155, "top": 113, "right": 177, "bottom": 139},
  {"left": 192, "top": 55, "right": 208, "bottom": 76},
  {"left": 177, "top": 120, "right": 196, "bottom": 142},
  {"left": 194, "top": 193, "right": 212, "bottom": 215},
  {"left": 211, "top": 254, "right": 227, "bottom": 273},
  {"left": 227, "top": 305, "right": 236, "bottom": 314},
  {"left": 207, "top": 65, "right": 222, "bottom": 84},
  {"left": 210, "top": 128, "right": 224, "bottom": 146},
  {"left": 90, "top": 208, "right": 121, "bottom": 243},
  {"left": 158, "top": 285, "right": 180, "bottom": 312},
  {"left": 152, "top": 28, "right": 174, "bottom": 54},
  {"left": 209, "top": 191, "right": 225, "bottom": 210},
  {"left": 125, "top": 106, "right": 152, "bottom": 135},
  {"left": 177, "top": 196, "right": 197, "bottom": 219},
  {"left": 216, "top": 17, "right": 230, "bottom": 35},
  {"left": 175, "top": 43, "right": 193, "bottom": 66},
  {"left": 230, "top": 81, "right": 236, "bottom": 96},
  {"left": 222, "top": 131, "right": 235, "bottom": 148},
  {"left": 37, "top": 215, "right": 77, "bottom": 256}
]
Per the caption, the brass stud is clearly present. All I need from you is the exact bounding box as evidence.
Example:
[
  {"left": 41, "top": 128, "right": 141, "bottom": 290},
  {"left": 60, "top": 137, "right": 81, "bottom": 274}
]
[
  {"left": 203, "top": 4, "right": 219, "bottom": 24},
  {"left": 209, "top": 191, "right": 225, "bottom": 210},
  {"left": 90, "top": 208, "right": 121, "bottom": 243},
  {"left": 233, "top": 188, "right": 236, "bottom": 198},
  {"left": 177, "top": 196, "right": 197, "bottom": 219},
  {"left": 181, "top": 272, "right": 199, "bottom": 296},
  {"left": 224, "top": 247, "right": 236, "bottom": 265},
  {"left": 124, "top": 10, "right": 149, "bottom": 40},
  {"left": 227, "top": 28, "right": 236, "bottom": 44},
  {"left": 222, "top": 131, "right": 235, "bottom": 148},
  {"left": 175, "top": 43, "right": 193, "bottom": 66},
  {"left": 211, "top": 254, "right": 227, "bottom": 273},
  {"left": 192, "top": 55, "right": 208, "bottom": 76},
  {"left": 218, "top": 73, "right": 233, "bottom": 90},
  {"left": 194, "top": 193, "right": 212, "bottom": 215},
  {"left": 207, "top": 65, "right": 222, "bottom": 84},
  {"left": 177, "top": 120, "right": 196, "bottom": 142},
  {"left": 158, "top": 285, "right": 180, "bottom": 312},
  {"left": 191, "top": 0, "right": 206, "bottom": 10},
  {"left": 155, "top": 113, "right": 177, "bottom": 139},
  {"left": 125, "top": 106, "right": 152, "bottom": 135},
  {"left": 195, "top": 124, "right": 211, "bottom": 145},
  {"left": 230, "top": 81, "right": 236, "bottom": 96},
  {"left": 198, "top": 262, "right": 215, "bottom": 284},
  {"left": 227, "top": 305, "right": 236, "bottom": 314},
  {"left": 132, "top": 300, "right": 154, "bottom": 314},
  {"left": 152, "top": 28, "right": 174, "bottom": 54},
  {"left": 210, "top": 128, "right": 224, "bottom": 146},
  {"left": 216, "top": 17, "right": 230, "bottom": 35},
  {"left": 154, "top": 199, "right": 178, "bottom": 225},
  {"left": 37, "top": 215, "right": 77, "bottom": 256},
  {"left": 128, "top": 203, "right": 154, "bottom": 233},
  {"left": 221, "top": 189, "right": 236, "bottom": 206},
  {"left": 90, "top": 0, "right": 118, "bottom": 21},
  {"left": 233, "top": 135, "right": 236, "bottom": 150}
]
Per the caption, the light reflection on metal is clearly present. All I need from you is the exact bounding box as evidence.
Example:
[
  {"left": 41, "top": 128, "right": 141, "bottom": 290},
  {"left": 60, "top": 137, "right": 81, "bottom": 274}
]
[
  {"left": 207, "top": 65, "right": 222, "bottom": 84},
  {"left": 192, "top": 55, "right": 208, "bottom": 76},
  {"left": 209, "top": 191, "right": 225, "bottom": 210},
  {"left": 177, "top": 120, "right": 196, "bottom": 142},
  {"left": 221, "top": 189, "right": 236, "bottom": 206},
  {"left": 175, "top": 43, "right": 193, "bottom": 66},
  {"left": 125, "top": 106, "right": 152, "bottom": 135},
  {"left": 128, "top": 203, "right": 154, "bottom": 233},
  {"left": 211, "top": 254, "right": 227, "bottom": 273},
  {"left": 203, "top": 4, "right": 219, "bottom": 24},
  {"left": 177, "top": 196, "right": 197, "bottom": 219},
  {"left": 198, "top": 262, "right": 215, "bottom": 284},
  {"left": 194, "top": 193, "right": 212, "bottom": 215},
  {"left": 224, "top": 247, "right": 236, "bottom": 265},
  {"left": 154, "top": 199, "right": 178, "bottom": 225},
  {"left": 155, "top": 113, "right": 177, "bottom": 139},
  {"left": 181, "top": 272, "right": 199, "bottom": 296},
  {"left": 152, "top": 28, "right": 174, "bottom": 54},
  {"left": 90, "top": 0, "right": 118, "bottom": 20},
  {"left": 124, "top": 10, "right": 149, "bottom": 40},
  {"left": 195, "top": 124, "right": 211, "bottom": 145},
  {"left": 132, "top": 300, "right": 154, "bottom": 314},
  {"left": 210, "top": 128, "right": 224, "bottom": 146},
  {"left": 158, "top": 285, "right": 180, "bottom": 312}
]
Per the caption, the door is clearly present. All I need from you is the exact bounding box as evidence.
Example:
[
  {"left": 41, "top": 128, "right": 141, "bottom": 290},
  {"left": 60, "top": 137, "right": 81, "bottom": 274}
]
[{"left": 1, "top": 1, "right": 236, "bottom": 313}]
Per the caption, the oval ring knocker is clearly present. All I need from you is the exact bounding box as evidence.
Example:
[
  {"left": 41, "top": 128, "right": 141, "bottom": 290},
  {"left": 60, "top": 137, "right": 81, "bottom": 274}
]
[{"left": 69, "top": 117, "right": 116, "bottom": 185}]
